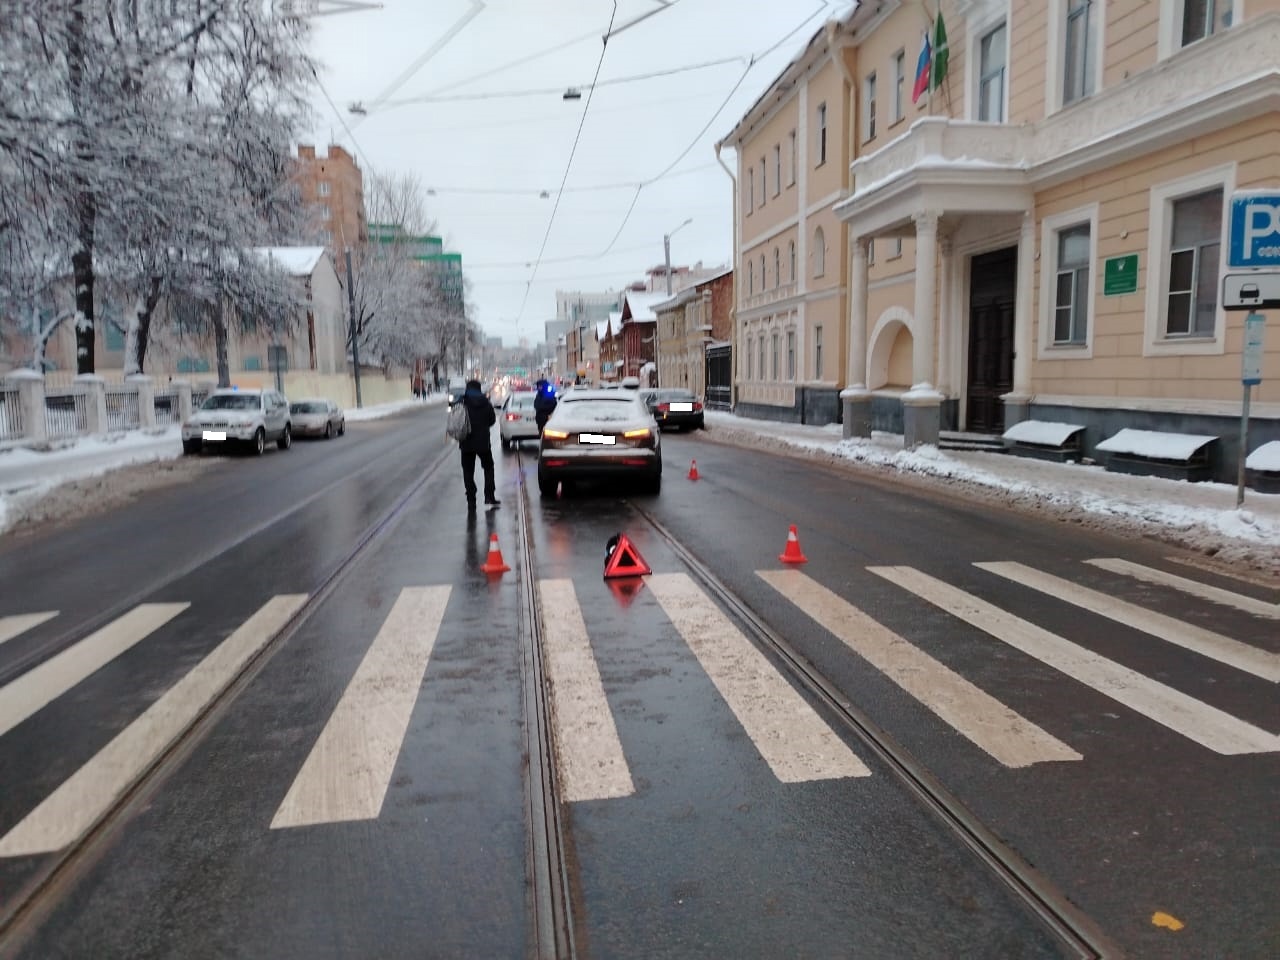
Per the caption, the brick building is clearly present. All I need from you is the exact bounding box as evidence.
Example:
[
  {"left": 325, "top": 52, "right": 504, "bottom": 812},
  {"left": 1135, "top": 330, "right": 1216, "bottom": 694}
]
[{"left": 292, "top": 144, "right": 367, "bottom": 254}]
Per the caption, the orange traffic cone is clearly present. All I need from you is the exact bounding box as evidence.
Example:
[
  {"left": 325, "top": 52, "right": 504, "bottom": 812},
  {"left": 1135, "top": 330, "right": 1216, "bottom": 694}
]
[
  {"left": 480, "top": 533, "right": 511, "bottom": 574},
  {"left": 688, "top": 459, "right": 699, "bottom": 481},
  {"left": 778, "top": 524, "right": 808, "bottom": 564}
]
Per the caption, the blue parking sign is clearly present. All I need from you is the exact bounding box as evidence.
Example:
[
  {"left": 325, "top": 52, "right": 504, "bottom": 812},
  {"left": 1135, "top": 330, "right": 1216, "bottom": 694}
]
[{"left": 1229, "top": 193, "right": 1280, "bottom": 268}]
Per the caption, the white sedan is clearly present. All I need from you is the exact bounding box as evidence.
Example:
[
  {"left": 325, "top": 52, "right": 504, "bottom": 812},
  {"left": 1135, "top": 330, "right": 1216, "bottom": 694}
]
[{"left": 499, "top": 391, "right": 540, "bottom": 450}]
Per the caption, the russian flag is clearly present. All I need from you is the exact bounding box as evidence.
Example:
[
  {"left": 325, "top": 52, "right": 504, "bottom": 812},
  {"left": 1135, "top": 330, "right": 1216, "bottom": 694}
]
[{"left": 911, "top": 32, "right": 932, "bottom": 104}]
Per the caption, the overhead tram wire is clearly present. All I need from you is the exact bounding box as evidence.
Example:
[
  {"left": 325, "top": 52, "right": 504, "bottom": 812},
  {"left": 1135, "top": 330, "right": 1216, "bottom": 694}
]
[{"left": 513, "top": 1, "right": 620, "bottom": 329}]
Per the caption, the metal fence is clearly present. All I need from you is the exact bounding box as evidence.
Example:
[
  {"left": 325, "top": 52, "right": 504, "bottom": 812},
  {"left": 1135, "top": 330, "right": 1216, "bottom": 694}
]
[
  {"left": 105, "top": 384, "right": 142, "bottom": 431},
  {"left": 154, "top": 390, "right": 180, "bottom": 426},
  {"left": 45, "top": 389, "right": 88, "bottom": 439},
  {"left": 190, "top": 385, "right": 213, "bottom": 410},
  {"left": 0, "top": 389, "right": 24, "bottom": 441}
]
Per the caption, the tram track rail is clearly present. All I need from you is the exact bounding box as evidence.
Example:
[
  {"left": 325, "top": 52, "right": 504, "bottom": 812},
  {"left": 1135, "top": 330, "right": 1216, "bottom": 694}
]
[{"left": 629, "top": 500, "right": 1125, "bottom": 960}]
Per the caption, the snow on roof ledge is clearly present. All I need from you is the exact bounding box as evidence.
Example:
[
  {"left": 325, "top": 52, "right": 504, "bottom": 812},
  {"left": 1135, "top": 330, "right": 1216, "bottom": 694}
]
[
  {"left": 1003, "top": 420, "right": 1086, "bottom": 447},
  {"left": 1095, "top": 428, "right": 1217, "bottom": 461},
  {"left": 1245, "top": 440, "right": 1280, "bottom": 473}
]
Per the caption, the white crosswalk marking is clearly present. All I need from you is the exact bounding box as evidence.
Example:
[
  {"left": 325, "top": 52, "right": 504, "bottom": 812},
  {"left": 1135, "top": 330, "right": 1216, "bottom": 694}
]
[
  {"left": 1085, "top": 558, "right": 1280, "bottom": 619},
  {"left": 271, "top": 586, "right": 451, "bottom": 829},
  {"left": 977, "top": 562, "right": 1280, "bottom": 683},
  {"left": 879, "top": 566, "right": 1280, "bottom": 755},
  {"left": 760, "top": 569, "right": 1080, "bottom": 768},
  {"left": 0, "top": 595, "right": 308, "bottom": 858},
  {"left": 0, "top": 604, "right": 189, "bottom": 739},
  {"left": 650, "top": 573, "right": 871, "bottom": 782},
  {"left": 539, "top": 579, "right": 635, "bottom": 802},
  {"left": 0, "top": 612, "right": 58, "bottom": 647}
]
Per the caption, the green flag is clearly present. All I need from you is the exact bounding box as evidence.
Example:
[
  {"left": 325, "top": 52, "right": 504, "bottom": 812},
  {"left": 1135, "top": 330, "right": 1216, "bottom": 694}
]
[{"left": 931, "top": 10, "right": 949, "bottom": 90}]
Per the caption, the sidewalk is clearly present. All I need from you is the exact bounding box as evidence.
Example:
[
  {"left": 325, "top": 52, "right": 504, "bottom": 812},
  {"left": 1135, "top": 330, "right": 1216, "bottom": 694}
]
[
  {"left": 703, "top": 411, "right": 1280, "bottom": 579},
  {"left": 0, "top": 396, "right": 443, "bottom": 536}
]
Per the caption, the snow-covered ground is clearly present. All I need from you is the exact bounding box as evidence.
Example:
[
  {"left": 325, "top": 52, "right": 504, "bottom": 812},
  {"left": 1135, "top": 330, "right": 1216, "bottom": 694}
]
[
  {"left": 0, "top": 397, "right": 440, "bottom": 536},
  {"left": 1, "top": 400, "right": 1276, "bottom": 579}
]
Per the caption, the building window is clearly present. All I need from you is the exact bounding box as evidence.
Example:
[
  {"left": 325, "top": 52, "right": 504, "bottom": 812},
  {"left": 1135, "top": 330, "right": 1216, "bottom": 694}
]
[
  {"left": 747, "top": 337, "right": 753, "bottom": 379},
  {"left": 868, "top": 238, "right": 875, "bottom": 265},
  {"left": 774, "top": 248, "right": 781, "bottom": 289},
  {"left": 864, "top": 72, "right": 877, "bottom": 141},
  {"left": 788, "top": 131, "right": 797, "bottom": 185},
  {"left": 317, "top": 181, "right": 331, "bottom": 197},
  {"left": 760, "top": 254, "right": 766, "bottom": 291},
  {"left": 760, "top": 158, "right": 767, "bottom": 206},
  {"left": 747, "top": 168, "right": 754, "bottom": 213},
  {"left": 322, "top": 229, "right": 333, "bottom": 245},
  {"left": 786, "top": 330, "right": 796, "bottom": 380},
  {"left": 789, "top": 241, "right": 796, "bottom": 283},
  {"left": 1182, "top": 0, "right": 1230, "bottom": 46},
  {"left": 979, "top": 22, "right": 1007, "bottom": 122},
  {"left": 771, "top": 332, "right": 780, "bottom": 380},
  {"left": 1053, "top": 224, "right": 1091, "bottom": 344},
  {"left": 813, "top": 227, "right": 826, "bottom": 277},
  {"left": 816, "top": 102, "right": 827, "bottom": 165},
  {"left": 243, "top": 355, "right": 263, "bottom": 371},
  {"left": 814, "top": 325, "right": 823, "bottom": 379},
  {"left": 1166, "top": 188, "right": 1223, "bottom": 337},
  {"left": 747, "top": 259, "right": 754, "bottom": 295},
  {"left": 890, "top": 237, "right": 903, "bottom": 259},
  {"left": 773, "top": 145, "right": 781, "bottom": 196},
  {"left": 319, "top": 204, "right": 331, "bottom": 220},
  {"left": 892, "top": 51, "right": 905, "bottom": 123},
  {"left": 1064, "top": 0, "right": 1096, "bottom": 105},
  {"left": 759, "top": 337, "right": 766, "bottom": 381}
]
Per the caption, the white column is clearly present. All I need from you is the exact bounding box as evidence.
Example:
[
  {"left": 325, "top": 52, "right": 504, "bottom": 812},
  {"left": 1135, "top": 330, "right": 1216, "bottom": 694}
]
[
  {"left": 1011, "top": 211, "right": 1036, "bottom": 398},
  {"left": 5, "top": 368, "right": 47, "bottom": 443},
  {"left": 127, "top": 374, "right": 156, "bottom": 428},
  {"left": 912, "top": 211, "right": 940, "bottom": 391},
  {"left": 937, "top": 235, "right": 955, "bottom": 396},
  {"left": 846, "top": 235, "right": 870, "bottom": 390}
]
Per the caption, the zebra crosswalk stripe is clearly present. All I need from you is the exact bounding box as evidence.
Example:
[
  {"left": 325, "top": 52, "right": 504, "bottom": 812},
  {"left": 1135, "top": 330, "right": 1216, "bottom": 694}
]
[
  {"left": 977, "top": 562, "right": 1280, "bottom": 683},
  {"left": 878, "top": 566, "right": 1280, "bottom": 756},
  {"left": 0, "top": 595, "right": 308, "bottom": 858},
  {"left": 761, "top": 569, "right": 1080, "bottom": 768},
  {"left": 539, "top": 579, "right": 635, "bottom": 802},
  {"left": 1085, "top": 558, "right": 1280, "bottom": 620},
  {"left": 270, "top": 586, "right": 451, "bottom": 829},
  {"left": 0, "top": 612, "right": 58, "bottom": 647},
  {"left": 0, "top": 604, "right": 189, "bottom": 739},
  {"left": 649, "top": 573, "right": 871, "bottom": 782}
]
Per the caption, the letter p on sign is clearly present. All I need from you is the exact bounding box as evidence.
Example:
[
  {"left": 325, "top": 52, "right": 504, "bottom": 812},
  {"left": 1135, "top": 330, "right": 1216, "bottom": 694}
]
[{"left": 1229, "top": 194, "right": 1280, "bottom": 268}]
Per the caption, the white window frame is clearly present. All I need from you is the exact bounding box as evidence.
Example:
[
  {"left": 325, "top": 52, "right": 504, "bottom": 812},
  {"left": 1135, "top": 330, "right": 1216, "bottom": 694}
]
[
  {"left": 747, "top": 259, "right": 754, "bottom": 295},
  {"left": 788, "top": 130, "right": 797, "bottom": 186},
  {"left": 1038, "top": 203, "right": 1099, "bottom": 359},
  {"left": 771, "top": 332, "right": 780, "bottom": 380},
  {"left": 760, "top": 158, "right": 767, "bottom": 206},
  {"left": 747, "top": 337, "right": 754, "bottom": 379},
  {"left": 813, "top": 226, "right": 826, "bottom": 277},
  {"left": 814, "top": 325, "right": 823, "bottom": 379},
  {"left": 864, "top": 72, "right": 877, "bottom": 142},
  {"left": 317, "top": 181, "right": 331, "bottom": 197},
  {"left": 774, "top": 247, "right": 781, "bottom": 289},
  {"left": 773, "top": 144, "right": 781, "bottom": 196},
  {"left": 789, "top": 240, "right": 796, "bottom": 283},
  {"left": 977, "top": 21, "right": 1008, "bottom": 123},
  {"left": 1157, "top": 0, "right": 1240, "bottom": 60},
  {"left": 759, "top": 337, "right": 766, "bottom": 382},
  {"left": 760, "top": 254, "right": 766, "bottom": 291},
  {"left": 1045, "top": 0, "right": 1106, "bottom": 114},
  {"left": 1142, "top": 163, "right": 1234, "bottom": 357},
  {"left": 319, "top": 204, "right": 331, "bottom": 220},
  {"left": 747, "top": 167, "right": 754, "bottom": 214},
  {"left": 892, "top": 51, "right": 905, "bottom": 124}
]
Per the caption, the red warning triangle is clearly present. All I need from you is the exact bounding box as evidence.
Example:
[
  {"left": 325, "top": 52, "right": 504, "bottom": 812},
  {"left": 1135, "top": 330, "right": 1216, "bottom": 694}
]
[{"left": 603, "top": 533, "right": 652, "bottom": 579}]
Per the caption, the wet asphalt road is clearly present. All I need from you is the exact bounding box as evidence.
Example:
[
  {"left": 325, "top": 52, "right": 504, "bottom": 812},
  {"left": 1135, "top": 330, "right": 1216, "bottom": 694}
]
[{"left": 0, "top": 406, "right": 1276, "bottom": 958}]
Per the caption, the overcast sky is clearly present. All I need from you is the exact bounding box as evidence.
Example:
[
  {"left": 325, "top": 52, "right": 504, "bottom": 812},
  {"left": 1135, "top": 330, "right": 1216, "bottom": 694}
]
[{"left": 302, "top": 0, "right": 857, "bottom": 348}]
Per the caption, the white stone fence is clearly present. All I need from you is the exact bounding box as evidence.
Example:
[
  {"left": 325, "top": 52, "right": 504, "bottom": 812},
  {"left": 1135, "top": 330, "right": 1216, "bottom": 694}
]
[{"left": 0, "top": 370, "right": 201, "bottom": 446}]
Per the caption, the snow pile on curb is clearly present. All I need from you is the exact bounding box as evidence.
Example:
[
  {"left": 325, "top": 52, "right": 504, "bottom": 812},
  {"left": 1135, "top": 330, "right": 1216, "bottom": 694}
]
[{"left": 345, "top": 396, "right": 444, "bottom": 422}]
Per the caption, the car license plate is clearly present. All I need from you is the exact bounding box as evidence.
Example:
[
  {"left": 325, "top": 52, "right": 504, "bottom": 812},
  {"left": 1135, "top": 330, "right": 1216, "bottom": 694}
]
[
  {"left": 669, "top": 402, "right": 693, "bottom": 412},
  {"left": 203, "top": 431, "right": 227, "bottom": 441},
  {"left": 579, "top": 433, "right": 615, "bottom": 445}
]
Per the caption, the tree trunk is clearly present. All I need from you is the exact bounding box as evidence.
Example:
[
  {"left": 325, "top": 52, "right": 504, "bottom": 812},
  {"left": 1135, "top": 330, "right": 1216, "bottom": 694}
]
[
  {"left": 129, "top": 275, "right": 164, "bottom": 374},
  {"left": 214, "top": 298, "right": 230, "bottom": 387},
  {"left": 68, "top": 1, "right": 97, "bottom": 376}
]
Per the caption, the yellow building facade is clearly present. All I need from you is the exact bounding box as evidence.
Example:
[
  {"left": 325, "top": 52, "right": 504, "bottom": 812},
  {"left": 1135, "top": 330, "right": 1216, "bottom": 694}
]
[{"left": 724, "top": 0, "right": 1280, "bottom": 480}]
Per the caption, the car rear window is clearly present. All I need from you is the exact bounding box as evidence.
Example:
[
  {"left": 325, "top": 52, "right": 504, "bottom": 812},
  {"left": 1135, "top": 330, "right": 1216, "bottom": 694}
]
[
  {"left": 510, "top": 396, "right": 534, "bottom": 409},
  {"left": 560, "top": 398, "right": 642, "bottom": 421},
  {"left": 657, "top": 390, "right": 695, "bottom": 401},
  {"left": 291, "top": 402, "right": 324, "bottom": 413}
]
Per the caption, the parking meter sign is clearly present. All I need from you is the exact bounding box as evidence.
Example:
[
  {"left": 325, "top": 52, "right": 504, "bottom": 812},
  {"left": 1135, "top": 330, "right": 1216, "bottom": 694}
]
[
  {"left": 1229, "top": 193, "right": 1280, "bottom": 269},
  {"left": 1242, "top": 314, "right": 1265, "bottom": 386}
]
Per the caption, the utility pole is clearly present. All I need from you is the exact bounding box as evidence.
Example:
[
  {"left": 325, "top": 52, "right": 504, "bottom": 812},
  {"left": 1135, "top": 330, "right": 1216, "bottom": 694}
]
[{"left": 345, "top": 247, "right": 363, "bottom": 408}]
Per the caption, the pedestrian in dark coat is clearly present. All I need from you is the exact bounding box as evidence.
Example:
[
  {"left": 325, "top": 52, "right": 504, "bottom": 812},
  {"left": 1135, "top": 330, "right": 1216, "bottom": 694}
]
[
  {"left": 459, "top": 379, "right": 499, "bottom": 509},
  {"left": 533, "top": 378, "right": 558, "bottom": 433}
]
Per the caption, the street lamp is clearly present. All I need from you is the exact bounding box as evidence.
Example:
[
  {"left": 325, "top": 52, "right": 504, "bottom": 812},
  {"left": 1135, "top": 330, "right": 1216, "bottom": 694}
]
[{"left": 663, "top": 218, "right": 692, "bottom": 296}]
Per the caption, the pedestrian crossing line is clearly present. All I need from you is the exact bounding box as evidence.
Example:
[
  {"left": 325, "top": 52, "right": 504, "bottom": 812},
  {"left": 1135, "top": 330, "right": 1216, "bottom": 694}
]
[
  {"left": 0, "top": 595, "right": 308, "bottom": 858},
  {"left": 538, "top": 579, "right": 635, "bottom": 802},
  {"left": 877, "top": 567, "right": 1280, "bottom": 755},
  {"left": 0, "top": 612, "right": 58, "bottom": 648},
  {"left": 759, "top": 570, "right": 1081, "bottom": 769},
  {"left": 976, "top": 562, "right": 1280, "bottom": 684},
  {"left": 271, "top": 586, "right": 451, "bottom": 829},
  {"left": 650, "top": 573, "right": 871, "bottom": 782},
  {"left": 0, "top": 604, "right": 190, "bottom": 740},
  {"left": 1085, "top": 558, "right": 1280, "bottom": 620}
]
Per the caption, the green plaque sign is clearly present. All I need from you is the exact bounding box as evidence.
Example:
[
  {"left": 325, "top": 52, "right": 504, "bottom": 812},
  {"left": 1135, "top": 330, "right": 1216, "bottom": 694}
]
[{"left": 1104, "top": 254, "right": 1139, "bottom": 296}]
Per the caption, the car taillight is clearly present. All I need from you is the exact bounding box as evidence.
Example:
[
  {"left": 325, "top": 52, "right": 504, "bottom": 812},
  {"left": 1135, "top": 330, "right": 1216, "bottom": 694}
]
[
  {"left": 693, "top": 401, "right": 703, "bottom": 411},
  {"left": 505, "top": 413, "right": 519, "bottom": 421},
  {"left": 656, "top": 403, "right": 669, "bottom": 412}
]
